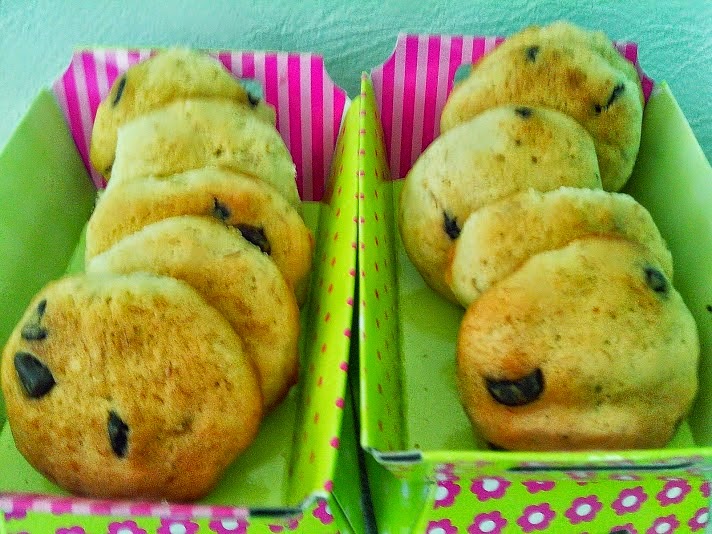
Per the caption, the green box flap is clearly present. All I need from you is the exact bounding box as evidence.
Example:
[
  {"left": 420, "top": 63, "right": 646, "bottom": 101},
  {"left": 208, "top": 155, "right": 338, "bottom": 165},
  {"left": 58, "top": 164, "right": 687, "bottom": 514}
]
[
  {"left": 623, "top": 82, "right": 712, "bottom": 446},
  {"left": 0, "top": 90, "right": 96, "bottom": 426}
]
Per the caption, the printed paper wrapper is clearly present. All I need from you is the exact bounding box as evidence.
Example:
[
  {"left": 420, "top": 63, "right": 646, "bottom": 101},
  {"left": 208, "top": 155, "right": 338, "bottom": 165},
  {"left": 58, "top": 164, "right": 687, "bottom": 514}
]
[
  {"left": 0, "top": 48, "right": 362, "bottom": 533},
  {"left": 358, "top": 34, "right": 712, "bottom": 533}
]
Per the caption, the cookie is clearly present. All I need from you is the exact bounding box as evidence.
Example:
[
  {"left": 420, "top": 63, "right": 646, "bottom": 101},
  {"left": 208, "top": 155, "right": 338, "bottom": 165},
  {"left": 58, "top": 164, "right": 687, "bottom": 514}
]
[
  {"left": 109, "top": 98, "right": 300, "bottom": 211},
  {"left": 457, "top": 236, "right": 699, "bottom": 451},
  {"left": 399, "top": 105, "right": 601, "bottom": 303},
  {"left": 90, "top": 47, "right": 275, "bottom": 178},
  {"left": 0, "top": 273, "right": 263, "bottom": 500},
  {"left": 447, "top": 187, "right": 673, "bottom": 306},
  {"left": 87, "top": 216, "right": 300, "bottom": 409},
  {"left": 440, "top": 21, "right": 644, "bottom": 191},
  {"left": 85, "top": 167, "right": 313, "bottom": 304}
]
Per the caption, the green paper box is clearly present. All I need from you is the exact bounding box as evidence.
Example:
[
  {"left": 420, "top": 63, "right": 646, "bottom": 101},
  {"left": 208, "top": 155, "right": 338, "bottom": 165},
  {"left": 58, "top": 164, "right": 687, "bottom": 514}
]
[
  {"left": 358, "top": 34, "right": 712, "bottom": 533},
  {"left": 0, "top": 48, "right": 365, "bottom": 534}
]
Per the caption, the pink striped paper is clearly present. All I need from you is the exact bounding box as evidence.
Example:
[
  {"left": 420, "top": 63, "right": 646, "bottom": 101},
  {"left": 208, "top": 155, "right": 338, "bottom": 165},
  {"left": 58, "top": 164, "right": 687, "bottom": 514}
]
[
  {"left": 371, "top": 33, "right": 655, "bottom": 180},
  {"left": 51, "top": 48, "right": 349, "bottom": 201}
]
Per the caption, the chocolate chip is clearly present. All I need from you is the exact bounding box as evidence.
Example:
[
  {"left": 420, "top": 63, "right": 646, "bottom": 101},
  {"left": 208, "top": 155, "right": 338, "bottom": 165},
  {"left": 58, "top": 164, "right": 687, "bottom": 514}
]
[
  {"left": 486, "top": 368, "right": 544, "bottom": 406},
  {"left": 236, "top": 224, "right": 271, "bottom": 255},
  {"left": 21, "top": 323, "right": 47, "bottom": 341},
  {"left": 443, "top": 212, "right": 461, "bottom": 240},
  {"left": 36, "top": 299, "right": 47, "bottom": 317},
  {"left": 644, "top": 266, "right": 668, "bottom": 296},
  {"left": 610, "top": 530, "right": 632, "bottom": 534},
  {"left": 595, "top": 82, "right": 625, "bottom": 114},
  {"left": 525, "top": 45, "right": 540, "bottom": 62},
  {"left": 14, "top": 352, "right": 55, "bottom": 398},
  {"left": 108, "top": 410, "right": 129, "bottom": 458},
  {"left": 212, "top": 197, "right": 231, "bottom": 221},
  {"left": 112, "top": 75, "right": 127, "bottom": 107},
  {"left": 515, "top": 106, "right": 533, "bottom": 118},
  {"left": 487, "top": 441, "right": 508, "bottom": 451},
  {"left": 247, "top": 92, "right": 260, "bottom": 107},
  {"left": 21, "top": 299, "right": 48, "bottom": 341}
]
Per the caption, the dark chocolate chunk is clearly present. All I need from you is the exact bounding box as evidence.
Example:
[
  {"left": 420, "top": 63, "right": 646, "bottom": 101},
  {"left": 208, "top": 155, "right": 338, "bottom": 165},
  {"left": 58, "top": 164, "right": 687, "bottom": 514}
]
[
  {"left": 236, "top": 225, "right": 271, "bottom": 255},
  {"left": 212, "top": 197, "right": 231, "bottom": 221},
  {"left": 108, "top": 410, "right": 129, "bottom": 458},
  {"left": 443, "top": 212, "right": 461, "bottom": 240},
  {"left": 247, "top": 92, "right": 260, "bottom": 107},
  {"left": 36, "top": 299, "right": 47, "bottom": 317},
  {"left": 21, "top": 323, "right": 47, "bottom": 341},
  {"left": 487, "top": 441, "right": 508, "bottom": 451},
  {"left": 644, "top": 266, "right": 668, "bottom": 296},
  {"left": 525, "top": 45, "right": 540, "bottom": 62},
  {"left": 486, "top": 368, "right": 544, "bottom": 406},
  {"left": 595, "top": 82, "right": 625, "bottom": 113},
  {"left": 515, "top": 106, "right": 533, "bottom": 118},
  {"left": 112, "top": 75, "right": 127, "bottom": 107},
  {"left": 14, "top": 352, "right": 55, "bottom": 398}
]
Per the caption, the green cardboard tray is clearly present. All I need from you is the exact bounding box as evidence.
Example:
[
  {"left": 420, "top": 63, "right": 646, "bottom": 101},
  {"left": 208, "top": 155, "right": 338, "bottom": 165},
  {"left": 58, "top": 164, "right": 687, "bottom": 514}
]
[
  {"left": 0, "top": 86, "right": 364, "bottom": 533},
  {"left": 358, "top": 75, "right": 712, "bottom": 533}
]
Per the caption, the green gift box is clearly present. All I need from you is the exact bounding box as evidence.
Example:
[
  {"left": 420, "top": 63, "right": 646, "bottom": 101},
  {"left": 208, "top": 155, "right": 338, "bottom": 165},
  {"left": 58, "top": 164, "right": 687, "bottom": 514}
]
[
  {"left": 357, "top": 34, "right": 712, "bottom": 533},
  {"left": 0, "top": 48, "right": 364, "bottom": 534}
]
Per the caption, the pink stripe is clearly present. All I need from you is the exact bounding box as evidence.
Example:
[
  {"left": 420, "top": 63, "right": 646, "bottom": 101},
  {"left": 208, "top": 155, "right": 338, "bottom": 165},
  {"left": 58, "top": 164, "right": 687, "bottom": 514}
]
[
  {"left": 216, "top": 50, "right": 232, "bottom": 73},
  {"left": 471, "top": 37, "right": 486, "bottom": 63},
  {"left": 310, "top": 56, "right": 325, "bottom": 201},
  {"left": 127, "top": 49, "right": 142, "bottom": 66},
  {"left": 377, "top": 43, "right": 396, "bottom": 178},
  {"left": 420, "top": 36, "right": 441, "bottom": 151},
  {"left": 433, "top": 35, "right": 452, "bottom": 140},
  {"left": 81, "top": 52, "right": 102, "bottom": 127},
  {"left": 241, "top": 53, "right": 255, "bottom": 79},
  {"left": 389, "top": 36, "right": 406, "bottom": 179},
  {"left": 398, "top": 35, "right": 419, "bottom": 177},
  {"left": 299, "top": 54, "right": 313, "bottom": 201},
  {"left": 447, "top": 36, "right": 464, "bottom": 100},
  {"left": 265, "top": 54, "right": 283, "bottom": 137},
  {"left": 408, "top": 36, "right": 429, "bottom": 169},
  {"left": 322, "top": 69, "right": 334, "bottom": 201},
  {"left": 287, "top": 54, "right": 304, "bottom": 199},
  {"left": 104, "top": 49, "right": 121, "bottom": 89},
  {"left": 62, "top": 58, "right": 91, "bottom": 183}
]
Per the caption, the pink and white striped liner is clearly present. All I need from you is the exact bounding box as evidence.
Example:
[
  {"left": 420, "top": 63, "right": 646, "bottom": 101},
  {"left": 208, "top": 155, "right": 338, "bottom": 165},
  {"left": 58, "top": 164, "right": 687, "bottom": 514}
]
[
  {"left": 371, "top": 33, "right": 656, "bottom": 180},
  {"left": 0, "top": 492, "right": 249, "bottom": 520},
  {"left": 51, "top": 48, "right": 350, "bottom": 201}
]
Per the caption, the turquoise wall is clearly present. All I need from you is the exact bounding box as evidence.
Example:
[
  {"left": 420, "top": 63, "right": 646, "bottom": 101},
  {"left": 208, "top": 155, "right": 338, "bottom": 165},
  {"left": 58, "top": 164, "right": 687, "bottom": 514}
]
[{"left": 0, "top": 0, "right": 710, "bottom": 159}]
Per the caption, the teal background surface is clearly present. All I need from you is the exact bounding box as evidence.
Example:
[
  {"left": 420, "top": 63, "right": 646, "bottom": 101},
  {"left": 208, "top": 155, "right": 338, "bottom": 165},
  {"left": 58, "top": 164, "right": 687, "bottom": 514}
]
[{"left": 0, "top": 0, "right": 710, "bottom": 159}]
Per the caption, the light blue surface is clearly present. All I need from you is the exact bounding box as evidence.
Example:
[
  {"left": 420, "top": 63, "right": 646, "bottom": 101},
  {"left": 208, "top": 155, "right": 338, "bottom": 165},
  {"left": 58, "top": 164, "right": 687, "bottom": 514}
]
[{"left": 0, "top": 0, "right": 710, "bottom": 161}]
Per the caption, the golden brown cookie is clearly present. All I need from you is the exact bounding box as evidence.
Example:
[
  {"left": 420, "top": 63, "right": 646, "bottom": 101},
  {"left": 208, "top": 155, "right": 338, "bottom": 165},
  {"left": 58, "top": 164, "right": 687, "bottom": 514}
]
[
  {"left": 85, "top": 168, "right": 313, "bottom": 305},
  {"left": 447, "top": 187, "right": 673, "bottom": 306},
  {"left": 1, "top": 273, "right": 263, "bottom": 500},
  {"left": 87, "top": 216, "right": 300, "bottom": 409},
  {"left": 110, "top": 98, "right": 300, "bottom": 211},
  {"left": 399, "top": 105, "right": 601, "bottom": 303},
  {"left": 441, "top": 21, "right": 644, "bottom": 191},
  {"left": 90, "top": 47, "right": 275, "bottom": 178},
  {"left": 457, "top": 236, "right": 699, "bottom": 451}
]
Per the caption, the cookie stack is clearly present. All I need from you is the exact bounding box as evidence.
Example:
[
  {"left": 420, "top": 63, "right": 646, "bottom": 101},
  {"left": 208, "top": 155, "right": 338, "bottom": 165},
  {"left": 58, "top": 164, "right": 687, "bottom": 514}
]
[
  {"left": 1, "top": 49, "right": 312, "bottom": 500},
  {"left": 399, "top": 22, "right": 699, "bottom": 451}
]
